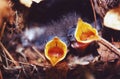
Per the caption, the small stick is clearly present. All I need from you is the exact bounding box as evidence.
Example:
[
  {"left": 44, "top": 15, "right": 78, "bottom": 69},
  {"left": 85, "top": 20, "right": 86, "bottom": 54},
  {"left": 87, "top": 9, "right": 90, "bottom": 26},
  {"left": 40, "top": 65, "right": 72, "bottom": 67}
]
[
  {"left": 0, "top": 70, "right": 3, "bottom": 79},
  {"left": 15, "top": 11, "right": 19, "bottom": 28},
  {"left": 0, "top": 22, "right": 6, "bottom": 41},
  {"left": 98, "top": 37, "right": 120, "bottom": 57},
  {"left": 0, "top": 41, "right": 19, "bottom": 66},
  {"left": 2, "top": 50, "right": 9, "bottom": 67},
  {"left": 32, "top": 46, "right": 46, "bottom": 60},
  {"left": 90, "top": 0, "right": 97, "bottom": 28}
]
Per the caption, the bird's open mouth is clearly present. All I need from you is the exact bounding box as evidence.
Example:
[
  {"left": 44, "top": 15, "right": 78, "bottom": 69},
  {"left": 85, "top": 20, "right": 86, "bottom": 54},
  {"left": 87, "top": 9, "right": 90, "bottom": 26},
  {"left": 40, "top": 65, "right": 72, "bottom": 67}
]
[
  {"left": 45, "top": 36, "right": 67, "bottom": 66},
  {"left": 75, "top": 18, "right": 99, "bottom": 43}
]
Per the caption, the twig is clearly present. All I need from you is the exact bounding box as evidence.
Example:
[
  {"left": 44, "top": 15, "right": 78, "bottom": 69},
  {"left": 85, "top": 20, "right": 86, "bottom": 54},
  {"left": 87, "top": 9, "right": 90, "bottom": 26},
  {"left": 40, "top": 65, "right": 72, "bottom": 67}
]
[
  {"left": 15, "top": 11, "right": 19, "bottom": 28},
  {"left": 3, "top": 65, "right": 22, "bottom": 70},
  {"left": 1, "top": 53, "right": 30, "bottom": 66},
  {"left": 2, "top": 50, "right": 9, "bottom": 67},
  {"left": 0, "top": 22, "right": 6, "bottom": 41},
  {"left": 16, "top": 70, "right": 22, "bottom": 79},
  {"left": 92, "top": 55, "right": 101, "bottom": 63},
  {"left": 98, "top": 37, "right": 120, "bottom": 57},
  {"left": 21, "top": 65, "right": 29, "bottom": 78},
  {"left": 32, "top": 46, "right": 46, "bottom": 60},
  {"left": 90, "top": 0, "right": 97, "bottom": 28},
  {"left": 0, "top": 41, "right": 19, "bottom": 66},
  {"left": 0, "top": 70, "right": 3, "bottom": 79}
]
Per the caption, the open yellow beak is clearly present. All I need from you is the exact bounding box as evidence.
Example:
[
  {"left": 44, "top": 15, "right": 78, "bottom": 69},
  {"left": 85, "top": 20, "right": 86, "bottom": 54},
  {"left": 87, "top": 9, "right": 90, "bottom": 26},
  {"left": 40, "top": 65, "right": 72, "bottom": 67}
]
[
  {"left": 75, "top": 18, "right": 99, "bottom": 43},
  {"left": 45, "top": 36, "right": 67, "bottom": 66}
]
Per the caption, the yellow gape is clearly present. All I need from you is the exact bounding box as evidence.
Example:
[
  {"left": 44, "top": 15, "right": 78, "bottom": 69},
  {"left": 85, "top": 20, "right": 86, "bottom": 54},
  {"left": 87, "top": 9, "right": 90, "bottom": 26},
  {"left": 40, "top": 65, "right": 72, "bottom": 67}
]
[
  {"left": 45, "top": 37, "right": 67, "bottom": 66},
  {"left": 75, "top": 18, "right": 99, "bottom": 43}
]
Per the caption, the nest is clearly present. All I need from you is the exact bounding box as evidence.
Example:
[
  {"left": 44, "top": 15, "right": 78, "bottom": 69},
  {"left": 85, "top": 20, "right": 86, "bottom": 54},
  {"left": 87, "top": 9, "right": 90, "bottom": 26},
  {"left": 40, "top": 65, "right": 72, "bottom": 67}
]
[{"left": 0, "top": 0, "right": 120, "bottom": 79}]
